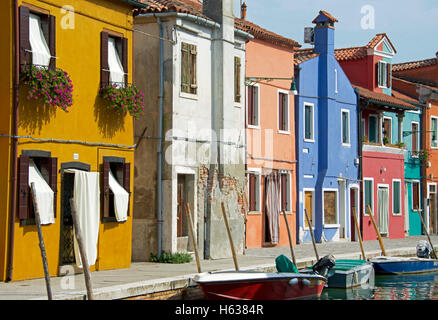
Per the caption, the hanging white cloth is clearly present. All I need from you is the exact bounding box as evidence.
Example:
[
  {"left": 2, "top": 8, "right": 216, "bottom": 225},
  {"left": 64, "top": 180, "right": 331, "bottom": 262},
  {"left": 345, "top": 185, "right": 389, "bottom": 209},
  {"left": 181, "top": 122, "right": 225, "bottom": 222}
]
[
  {"left": 28, "top": 160, "right": 55, "bottom": 225},
  {"left": 29, "top": 14, "right": 51, "bottom": 68},
  {"left": 265, "top": 173, "right": 280, "bottom": 244},
  {"left": 66, "top": 169, "right": 100, "bottom": 268},
  {"left": 108, "top": 37, "right": 125, "bottom": 87},
  {"left": 108, "top": 171, "right": 129, "bottom": 222},
  {"left": 378, "top": 188, "right": 389, "bottom": 235}
]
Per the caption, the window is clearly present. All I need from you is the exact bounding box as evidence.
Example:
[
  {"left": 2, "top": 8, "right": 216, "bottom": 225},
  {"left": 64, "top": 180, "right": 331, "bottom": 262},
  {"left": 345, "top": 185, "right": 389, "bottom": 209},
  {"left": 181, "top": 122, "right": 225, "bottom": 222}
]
[
  {"left": 377, "top": 61, "right": 391, "bottom": 88},
  {"left": 431, "top": 117, "right": 438, "bottom": 148},
  {"left": 19, "top": 6, "right": 56, "bottom": 70},
  {"left": 248, "top": 172, "right": 260, "bottom": 212},
  {"left": 304, "top": 190, "right": 314, "bottom": 228},
  {"left": 393, "top": 180, "right": 401, "bottom": 215},
  {"left": 181, "top": 42, "right": 197, "bottom": 95},
  {"left": 369, "top": 115, "right": 378, "bottom": 143},
  {"left": 102, "top": 157, "right": 131, "bottom": 222},
  {"left": 412, "top": 181, "right": 420, "bottom": 211},
  {"left": 412, "top": 122, "right": 419, "bottom": 157},
  {"left": 280, "top": 173, "right": 291, "bottom": 212},
  {"left": 341, "top": 110, "right": 350, "bottom": 145},
  {"left": 383, "top": 117, "right": 392, "bottom": 145},
  {"left": 364, "top": 179, "right": 373, "bottom": 215},
  {"left": 234, "top": 57, "right": 241, "bottom": 103},
  {"left": 334, "top": 69, "right": 338, "bottom": 94},
  {"left": 278, "top": 92, "right": 289, "bottom": 132},
  {"left": 101, "top": 31, "right": 128, "bottom": 88},
  {"left": 323, "top": 190, "right": 337, "bottom": 225},
  {"left": 17, "top": 152, "right": 57, "bottom": 223},
  {"left": 247, "top": 85, "right": 259, "bottom": 126},
  {"left": 304, "top": 103, "right": 314, "bottom": 141},
  {"left": 361, "top": 118, "right": 366, "bottom": 139}
]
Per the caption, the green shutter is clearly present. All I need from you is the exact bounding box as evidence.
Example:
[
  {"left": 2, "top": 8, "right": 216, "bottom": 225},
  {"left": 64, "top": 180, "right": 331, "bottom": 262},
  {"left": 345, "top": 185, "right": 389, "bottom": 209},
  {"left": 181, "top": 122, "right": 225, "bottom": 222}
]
[
  {"left": 393, "top": 181, "right": 400, "bottom": 214},
  {"left": 305, "top": 105, "right": 312, "bottom": 140},
  {"left": 365, "top": 180, "right": 372, "bottom": 210},
  {"left": 342, "top": 111, "right": 349, "bottom": 144},
  {"left": 369, "top": 116, "right": 377, "bottom": 143}
]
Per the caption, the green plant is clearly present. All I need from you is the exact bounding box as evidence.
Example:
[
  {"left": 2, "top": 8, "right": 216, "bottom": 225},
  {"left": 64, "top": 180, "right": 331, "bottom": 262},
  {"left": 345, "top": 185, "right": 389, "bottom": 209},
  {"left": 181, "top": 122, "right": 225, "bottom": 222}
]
[
  {"left": 396, "top": 141, "right": 405, "bottom": 148},
  {"left": 362, "top": 136, "right": 368, "bottom": 143},
  {"left": 150, "top": 251, "right": 193, "bottom": 264},
  {"left": 418, "top": 149, "right": 431, "bottom": 163},
  {"left": 383, "top": 136, "right": 389, "bottom": 145},
  {"left": 100, "top": 83, "right": 145, "bottom": 119},
  {"left": 20, "top": 64, "right": 73, "bottom": 111}
]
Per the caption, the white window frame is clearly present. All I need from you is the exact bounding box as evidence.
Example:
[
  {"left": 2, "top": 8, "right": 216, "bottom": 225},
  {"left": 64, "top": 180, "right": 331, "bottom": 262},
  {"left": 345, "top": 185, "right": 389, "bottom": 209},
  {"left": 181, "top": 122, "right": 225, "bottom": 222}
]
[
  {"left": 279, "top": 171, "right": 292, "bottom": 212},
  {"left": 341, "top": 109, "right": 350, "bottom": 147},
  {"left": 247, "top": 168, "right": 262, "bottom": 214},
  {"left": 322, "top": 188, "right": 339, "bottom": 227},
  {"left": 334, "top": 68, "right": 338, "bottom": 94},
  {"left": 382, "top": 116, "right": 393, "bottom": 145},
  {"left": 392, "top": 179, "right": 402, "bottom": 216},
  {"left": 363, "top": 177, "right": 374, "bottom": 216},
  {"left": 378, "top": 60, "right": 389, "bottom": 89},
  {"left": 411, "top": 121, "right": 420, "bottom": 158},
  {"left": 303, "top": 188, "right": 315, "bottom": 230},
  {"left": 303, "top": 102, "right": 315, "bottom": 142},
  {"left": 431, "top": 116, "right": 438, "bottom": 149},
  {"left": 277, "top": 89, "right": 290, "bottom": 134},
  {"left": 247, "top": 84, "right": 261, "bottom": 129},
  {"left": 411, "top": 180, "right": 421, "bottom": 212},
  {"left": 179, "top": 38, "right": 199, "bottom": 100}
]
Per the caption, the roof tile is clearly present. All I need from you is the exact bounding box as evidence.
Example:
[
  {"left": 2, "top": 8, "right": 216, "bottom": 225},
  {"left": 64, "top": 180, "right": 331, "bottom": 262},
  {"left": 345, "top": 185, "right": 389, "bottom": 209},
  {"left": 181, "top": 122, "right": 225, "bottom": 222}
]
[{"left": 353, "top": 84, "right": 417, "bottom": 110}]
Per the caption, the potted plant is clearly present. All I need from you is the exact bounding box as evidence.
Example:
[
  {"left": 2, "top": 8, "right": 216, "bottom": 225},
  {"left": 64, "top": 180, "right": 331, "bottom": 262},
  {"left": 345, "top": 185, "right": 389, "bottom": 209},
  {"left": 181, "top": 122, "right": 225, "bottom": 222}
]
[
  {"left": 20, "top": 64, "right": 73, "bottom": 111},
  {"left": 100, "top": 83, "right": 145, "bottom": 119}
]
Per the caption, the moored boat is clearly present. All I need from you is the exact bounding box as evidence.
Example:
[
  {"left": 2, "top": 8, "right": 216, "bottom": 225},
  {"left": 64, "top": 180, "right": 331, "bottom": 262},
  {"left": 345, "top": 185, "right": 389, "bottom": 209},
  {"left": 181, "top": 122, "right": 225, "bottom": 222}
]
[
  {"left": 369, "top": 256, "right": 438, "bottom": 275},
  {"left": 194, "top": 271, "right": 327, "bottom": 300},
  {"left": 326, "top": 259, "right": 375, "bottom": 288}
]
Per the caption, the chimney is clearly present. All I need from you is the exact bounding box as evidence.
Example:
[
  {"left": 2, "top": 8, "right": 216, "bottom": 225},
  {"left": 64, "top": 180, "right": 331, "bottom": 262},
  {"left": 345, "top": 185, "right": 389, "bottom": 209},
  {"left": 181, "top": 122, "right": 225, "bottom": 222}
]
[
  {"left": 241, "top": 1, "right": 247, "bottom": 20},
  {"left": 203, "top": 0, "right": 234, "bottom": 24},
  {"left": 312, "top": 10, "right": 338, "bottom": 56}
]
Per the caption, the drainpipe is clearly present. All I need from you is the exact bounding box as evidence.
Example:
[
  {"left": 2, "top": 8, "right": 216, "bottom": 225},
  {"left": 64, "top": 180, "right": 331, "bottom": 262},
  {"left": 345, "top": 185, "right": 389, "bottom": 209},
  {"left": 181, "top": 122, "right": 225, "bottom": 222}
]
[
  {"left": 157, "top": 17, "right": 164, "bottom": 258},
  {"left": 7, "top": 0, "right": 19, "bottom": 282},
  {"left": 354, "top": 88, "right": 363, "bottom": 234}
]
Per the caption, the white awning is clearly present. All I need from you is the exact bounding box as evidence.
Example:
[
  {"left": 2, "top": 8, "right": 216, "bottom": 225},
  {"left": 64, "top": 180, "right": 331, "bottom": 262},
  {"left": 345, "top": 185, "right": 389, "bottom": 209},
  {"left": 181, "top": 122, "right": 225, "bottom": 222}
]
[
  {"left": 29, "top": 14, "right": 51, "bottom": 68},
  {"left": 109, "top": 171, "right": 129, "bottom": 222},
  {"left": 29, "top": 160, "right": 55, "bottom": 225},
  {"left": 108, "top": 37, "right": 125, "bottom": 86}
]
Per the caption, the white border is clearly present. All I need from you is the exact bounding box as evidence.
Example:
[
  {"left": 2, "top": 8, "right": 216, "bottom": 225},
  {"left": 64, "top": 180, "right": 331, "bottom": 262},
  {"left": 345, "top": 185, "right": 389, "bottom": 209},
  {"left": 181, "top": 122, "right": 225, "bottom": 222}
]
[
  {"left": 179, "top": 39, "right": 199, "bottom": 100},
  {"left": 363, "top": 177, "right": 374, "bottom": 216},
  {"left": 303, "top": 102, "right": 315, "bottom": 142},
  {"left": 431, "top": 116, "right": 438, "bottom": 149},
  {"left": 377, "top": 184, "right": 390, "bottom": 235},
  {"left": 392, "top": 179, "right": 402, "bottom": 216},
  {"left": 303, "top": 188, "right": 315, "bottom": 230},
  {"left": 341, "top": 109, "right": 351, "bottom": 147},
  {"left": 246, "top": 84, "right": 261, "bottom": 129},
  {"left": 383, "top": 116, "right": 393, "bottom": 145},
  {"left": 411, "top": 180, "right": 421, "bottom": 211},
  {"left": 322, "top": 188, "right": 339, "bottom": 227},
  {"left": 247, "top": 168, "right": 262, "bottom": 214},
  {"left": 411, "top": 121, "right": 420, "bottom": 157},
  {"left": 277, "top": 89, "right": 290, "bottom": 134}
]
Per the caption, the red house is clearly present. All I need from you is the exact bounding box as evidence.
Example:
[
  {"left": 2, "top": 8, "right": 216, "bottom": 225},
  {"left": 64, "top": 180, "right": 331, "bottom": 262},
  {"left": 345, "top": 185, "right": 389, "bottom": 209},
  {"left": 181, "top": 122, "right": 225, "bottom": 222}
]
[{"left": 335, "top": 34, "right": 417, "bottom": 240}]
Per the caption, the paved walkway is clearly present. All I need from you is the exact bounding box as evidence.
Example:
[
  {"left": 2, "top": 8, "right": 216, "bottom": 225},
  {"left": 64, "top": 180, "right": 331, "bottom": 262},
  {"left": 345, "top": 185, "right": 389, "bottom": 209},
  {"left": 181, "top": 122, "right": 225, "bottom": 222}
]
[{"left": 1, "top": 235, "right": 437, "bottom": 300}]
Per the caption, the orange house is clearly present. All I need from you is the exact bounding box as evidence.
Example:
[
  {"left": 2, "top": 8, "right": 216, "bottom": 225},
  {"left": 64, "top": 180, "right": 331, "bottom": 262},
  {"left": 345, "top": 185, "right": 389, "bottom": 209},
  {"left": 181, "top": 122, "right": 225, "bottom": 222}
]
[{"left": 236, "top": 4, "right": 300, "bottom": 248}]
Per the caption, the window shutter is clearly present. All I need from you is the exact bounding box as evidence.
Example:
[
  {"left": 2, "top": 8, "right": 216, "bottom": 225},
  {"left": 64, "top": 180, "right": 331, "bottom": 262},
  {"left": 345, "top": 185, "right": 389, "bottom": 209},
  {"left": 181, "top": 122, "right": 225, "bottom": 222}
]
[
  {"left": 18, "top": 155, "right": 30, "bottom": 220},
  {"left": 48, "top": 157, "right": 58, "bottom": 218},
  {"left": 376, "top": 62, "right": 380, "bottom": 87},
  {"left": 101, "top": 31, "right": 109, "bottom": 88},
  {"left": 48, "top": 15, "right": 56, "bottom": 70},
  {"left": 281, "top": 174, "right": 288, "bottom": 211},
  {"left": 249, "top": 175, "right": 256, "bottom": 211},
  {"left": 247, "top": 87, "right": 254, "bottom": 125},
  {"left": 181, "top": 43, "right": 190, "bottom": 93},
  {"left": 234, "top": 57, "right": 241, "bottom": 103},
  {"left": 19, "top": 6, "right": 31, "bottom": 69},
  {"left": 123, "top": 163, "right": 130, "bottom": 216},
  {"left": 413, "top": 183, "right": 419, "bottom": 210},
  {"left": 189, "top": 44, "right": 197, "bottom": 94},
  {"left": 102, "top": 161, "right": 110, "bottom": 218},
  {"left": 305, "top": 106, "right": 311, "bottom": 139},
  {"left": 387, "top": 63, "right": 392, "bottom": 89},
  {"left": 122, "top": 37, "right": 128, "bottom": 86}
]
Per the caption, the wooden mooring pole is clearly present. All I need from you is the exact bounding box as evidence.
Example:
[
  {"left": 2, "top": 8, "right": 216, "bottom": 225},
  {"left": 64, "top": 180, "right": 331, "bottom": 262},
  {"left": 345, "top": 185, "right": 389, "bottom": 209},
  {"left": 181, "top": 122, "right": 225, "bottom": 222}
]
[
  {"left": 352, "top": 207, "right": 366, "bottom": 260},
  {"left": 69, "top": 198, "right": 94, "bottom": 300},
  {"left": 366, "top": 205, "right": 386, "bottom": 256},
  {"left": 221, "top": 202, "right": 239, "bottom": 271},
  {"left": 30, "top": 182, "right": 52, "bottom": 300},
  {"left": 304, "top": 209, "right": 319, "bottom": 261},
  {"left": 184, "top": 203, "right": 202, "bottom": 273},
  {"left": 282, "top": 210, "right": 297, "bottom": 266}
]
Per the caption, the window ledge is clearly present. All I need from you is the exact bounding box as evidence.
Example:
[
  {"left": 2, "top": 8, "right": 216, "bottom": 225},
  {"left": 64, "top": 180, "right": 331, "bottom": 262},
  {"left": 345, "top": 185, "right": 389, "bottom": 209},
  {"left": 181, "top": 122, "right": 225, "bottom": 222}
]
[
  {"left": 304, "top": 139, "right": 315, "bottom": 143},
  {"left": 278, "top": 130, "right": 290, "bottom": 135},
  {"left": 342, "top": 143, "right": 351, "bottom": 148},
  {"left": 247, "top": 211, "right": 262, "bottom": 215},
  {"left": 324, "top": 224, "right": 340, "bottom": 228},
  {"left": 179, "top": 91, "right": 198, "bottom": 101},
  {"left": 248, "top": 125, "right": 261, "bottom": 130}
]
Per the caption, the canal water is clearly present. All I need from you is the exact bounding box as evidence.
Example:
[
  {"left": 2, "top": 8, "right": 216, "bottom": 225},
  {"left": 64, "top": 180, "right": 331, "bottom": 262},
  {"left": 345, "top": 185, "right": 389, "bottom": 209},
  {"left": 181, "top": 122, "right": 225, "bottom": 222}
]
[{"left": 320, "top": 272, "right": 438, "bottom": 300}]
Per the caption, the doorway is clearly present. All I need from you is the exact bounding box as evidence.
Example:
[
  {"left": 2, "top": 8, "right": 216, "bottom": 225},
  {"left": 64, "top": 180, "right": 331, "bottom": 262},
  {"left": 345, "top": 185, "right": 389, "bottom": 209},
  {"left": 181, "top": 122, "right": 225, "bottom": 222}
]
[
  {"left": 339, "top": 181, "right": 346, "bottom": 239},
  {"left": 349, "top": 186, "right": 359, "bottom": 241},
  {"left": 377, "top": 186, "right": 389, "bottom": 235},
  {"left": 177, "top": 175, "right": 189, "bottom": 252},
  {"left": 428, "top": 184, "right": 437, "bottom": 234}
]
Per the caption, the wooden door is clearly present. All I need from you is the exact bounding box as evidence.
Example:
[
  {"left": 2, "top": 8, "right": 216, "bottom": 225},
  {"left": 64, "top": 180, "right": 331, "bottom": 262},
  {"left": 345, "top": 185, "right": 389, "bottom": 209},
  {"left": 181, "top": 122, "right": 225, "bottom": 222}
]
[
  {"left": 304, "top": 191, "right": 313, "bottom": 228},
  {"left": 429, "top": 185, "right": 437, "bottom": 234},
  {"left": 177, "top": 175, "right": 185, "bottom": 237}
]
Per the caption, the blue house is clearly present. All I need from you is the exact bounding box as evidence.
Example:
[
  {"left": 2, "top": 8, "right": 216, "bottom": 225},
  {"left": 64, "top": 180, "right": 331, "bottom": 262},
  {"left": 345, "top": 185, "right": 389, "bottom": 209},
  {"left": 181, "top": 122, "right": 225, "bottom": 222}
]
[{"left": 294, "top": 11, "right": 359, "bottom": 243}]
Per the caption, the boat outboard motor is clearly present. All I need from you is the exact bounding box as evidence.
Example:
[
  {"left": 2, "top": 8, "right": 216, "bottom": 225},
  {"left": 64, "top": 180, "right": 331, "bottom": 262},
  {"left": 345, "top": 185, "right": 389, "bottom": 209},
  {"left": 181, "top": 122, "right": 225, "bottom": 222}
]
[
  {"left": 416, "top": 240, "right": 433, "bottom": 258},
  {"left": 312, "top": 254, "right": 336, "bottom": 278}
]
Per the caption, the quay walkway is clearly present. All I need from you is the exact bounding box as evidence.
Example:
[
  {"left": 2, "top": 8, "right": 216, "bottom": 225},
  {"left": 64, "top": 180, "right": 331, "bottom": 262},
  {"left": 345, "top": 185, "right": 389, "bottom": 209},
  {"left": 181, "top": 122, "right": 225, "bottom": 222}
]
[{"left": 1, "top": 235, "right": 437, "bottom": 300}]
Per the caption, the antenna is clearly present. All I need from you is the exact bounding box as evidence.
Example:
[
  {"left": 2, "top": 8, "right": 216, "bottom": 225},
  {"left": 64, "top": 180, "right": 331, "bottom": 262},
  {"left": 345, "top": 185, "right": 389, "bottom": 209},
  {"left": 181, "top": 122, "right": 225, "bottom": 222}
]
[{"left": 304, "top": 27, "right": 314, "bottom": 45}]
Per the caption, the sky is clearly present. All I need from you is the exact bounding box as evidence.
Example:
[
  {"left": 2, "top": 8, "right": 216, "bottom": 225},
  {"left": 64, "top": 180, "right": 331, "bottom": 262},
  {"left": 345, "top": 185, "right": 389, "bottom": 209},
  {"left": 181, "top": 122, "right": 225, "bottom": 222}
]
[{"left": 233, "top": 0, "right": 438, "bottom": 63}]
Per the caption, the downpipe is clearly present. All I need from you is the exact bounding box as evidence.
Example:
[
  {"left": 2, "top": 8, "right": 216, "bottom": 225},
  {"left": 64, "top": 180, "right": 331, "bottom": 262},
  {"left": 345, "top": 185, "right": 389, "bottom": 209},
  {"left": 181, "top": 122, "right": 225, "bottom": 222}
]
[{"left": 157, "top": 17, "right": 164, "bottom": 258}]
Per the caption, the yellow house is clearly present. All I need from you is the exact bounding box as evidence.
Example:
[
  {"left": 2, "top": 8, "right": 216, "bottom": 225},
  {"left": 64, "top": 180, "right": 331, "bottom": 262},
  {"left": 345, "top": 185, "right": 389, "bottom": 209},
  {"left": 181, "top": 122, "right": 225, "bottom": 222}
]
[{"left": 0, "top": 0, "right": 146, "bottom": 281}]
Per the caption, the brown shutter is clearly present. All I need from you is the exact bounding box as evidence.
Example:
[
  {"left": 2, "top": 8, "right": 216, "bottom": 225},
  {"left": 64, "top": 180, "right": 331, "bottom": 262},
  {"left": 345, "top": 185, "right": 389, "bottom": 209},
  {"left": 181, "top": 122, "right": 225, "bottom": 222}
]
[
  {"left": 181, "top": 43, "right": 189, "bottom": 93},
  {"left": 101, "top": 32, "right": 109, "bottom": 88},
  {"left": 123, "top": 162, "right": 130, "bottom": 216},
  {"left": 19, "top": 6, "right": 31, "bottom": 69},
  {"left": 279, "top": 93, "right": 284, "bottom": 131},
  {"left": 122, "top": 37, "right": 128, "bottom": 86},
  {"left": 48, "top": 15, "right": 56, "bottom": 70},
  {"left": 281, "top": 174, "right": 288, "bottom": 211},
  {"left": 18, "top": 155, "right": 30, "bottom": 220},
  {"left": 387, "top": 63, "right": 391, "bottom": 88},
  {"left": 190, "top": 44, "right": 197, "bottom": 94},
  {"left": 413, "top": 183, "right": 419, "bottom": 210},
  {"left": 375, "top": 62, "right": 379, "bottom": 87},
  {"left": 49, "top": 157, "right": 58, "bottom": 218},
  {"left": 102, "top": 161, "right": 110, "bottom": 218},
  {"left": 249, "top": 174, "right": 256, "bottom": 211},
  {"left": 247, "top": 87, "right": 254, "bottom": 125},
  {"left": 234, "top": 57, "right": 241, "bottom": 103}
]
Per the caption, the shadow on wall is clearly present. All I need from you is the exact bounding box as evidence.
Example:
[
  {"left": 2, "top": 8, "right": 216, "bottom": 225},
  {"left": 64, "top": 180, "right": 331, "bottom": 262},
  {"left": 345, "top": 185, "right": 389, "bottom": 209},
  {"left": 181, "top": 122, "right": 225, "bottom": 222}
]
[
  {"left": 93, "top": 92, "right": 126, "bottom": 139},
  {"left": 18, "top": 89, "right": 57, "bottom": 135}
]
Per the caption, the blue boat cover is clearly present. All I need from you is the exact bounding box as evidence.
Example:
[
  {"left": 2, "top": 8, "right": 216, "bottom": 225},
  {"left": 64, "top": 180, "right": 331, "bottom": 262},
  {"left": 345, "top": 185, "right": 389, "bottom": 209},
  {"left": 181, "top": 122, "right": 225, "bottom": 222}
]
[{"left": 275, "top": 254, "right": 299, "bottom": 273}]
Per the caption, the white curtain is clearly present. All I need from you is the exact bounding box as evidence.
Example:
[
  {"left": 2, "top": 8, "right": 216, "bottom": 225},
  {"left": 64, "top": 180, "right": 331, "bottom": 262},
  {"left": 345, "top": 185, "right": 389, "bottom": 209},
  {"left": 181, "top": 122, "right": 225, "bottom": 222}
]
[
  {"left": 66, "top": 169, "right": 100, "bottom": 268},
  {"left": 378, "top": 188, "right": 389, "bottom": 234},
  {"left": 109, "top": 171, "right": 129, "bottom": 222},
  {"left": 265, "top": 173, "right": 280, "bottom": 244},
  {"left": 108, "top": 37, "right": 125, "bottom": 86},
  {"left": 28, "top": 160, "right": 54, "bottom": 225},
  {"left": 29, "top": 14, "right": 51, "bottom": 68}
]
